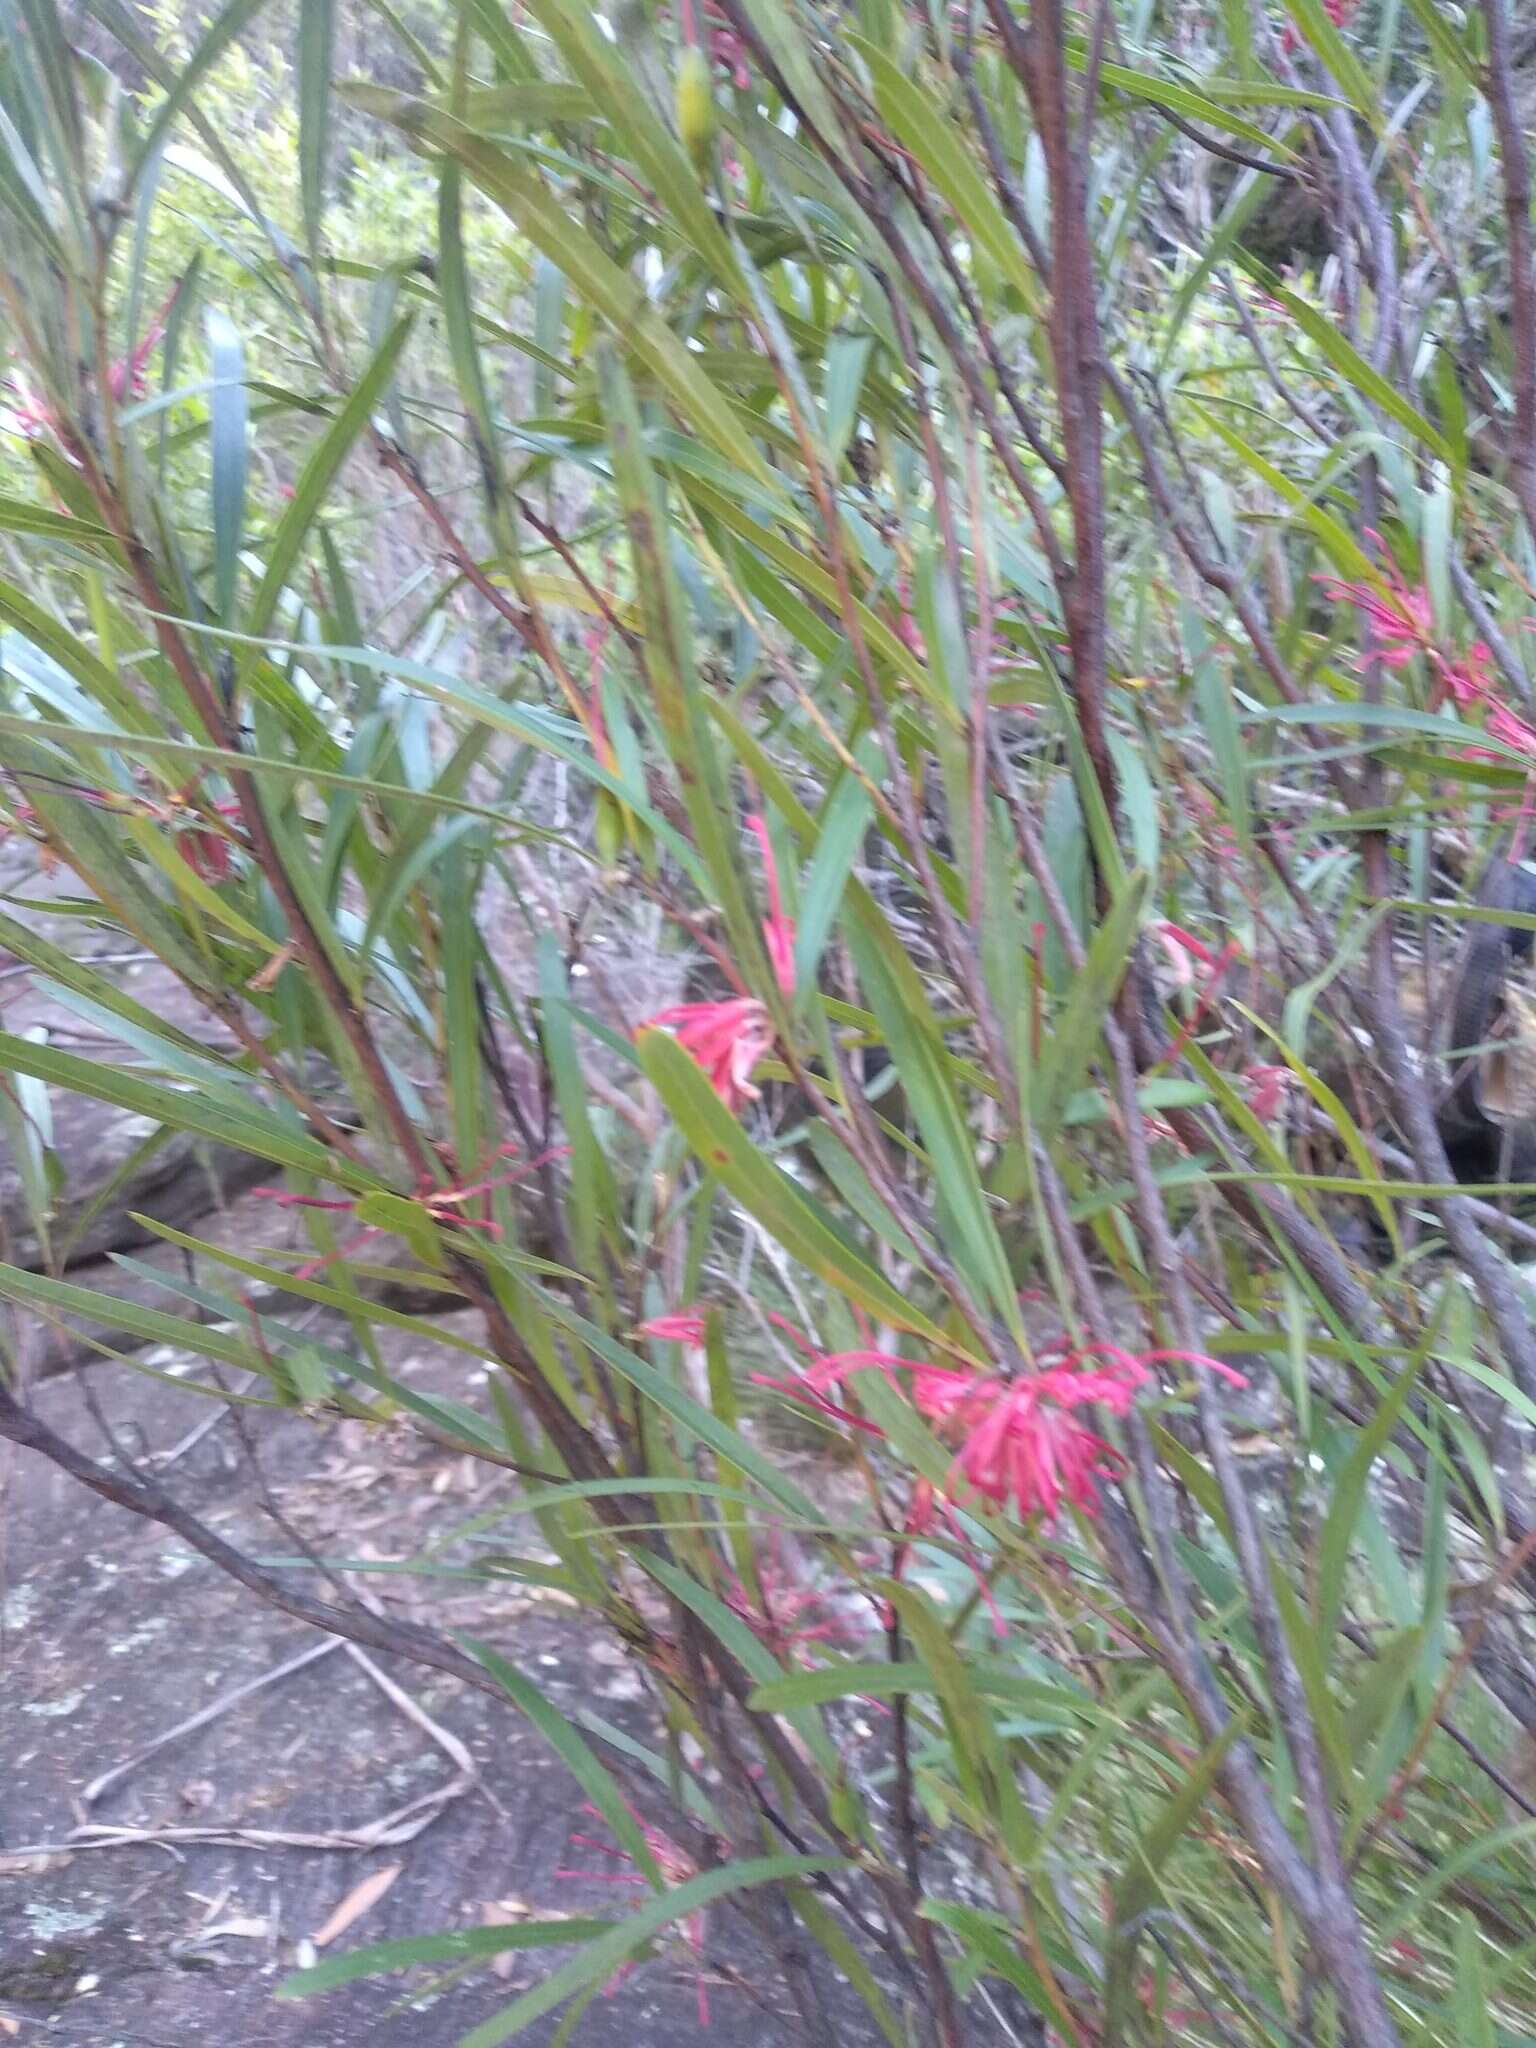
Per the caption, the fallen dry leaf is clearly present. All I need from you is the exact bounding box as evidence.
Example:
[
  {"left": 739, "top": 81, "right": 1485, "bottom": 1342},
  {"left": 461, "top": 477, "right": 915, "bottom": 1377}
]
[
  {"left": 480, "top": 1900, "right": 528, "bottom": 1981},
  {"left": 247, "top": 939, "right": 299, "bottom": 992},
  {"left": 0, "top": 2011, "right": 20, "bottom": 2033},
  {"left": 310, "top": 1862, "right": 403, "bottom": 1948},
  {"left": 1483, "top": 983, "right": 1536, "bottom": 1122},
  {"left": 198, "top": 1917, "right": 273, "bottom": 1943}
]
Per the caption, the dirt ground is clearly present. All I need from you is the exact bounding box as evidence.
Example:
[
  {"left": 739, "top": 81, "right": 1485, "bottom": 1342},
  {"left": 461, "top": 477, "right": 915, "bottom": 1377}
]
[
  {"left": 0, "top": 845, "right": 893, "bottom": 2047},
  {"left": 0, "top": 1340, "right": 815, "bottom": 2047}
]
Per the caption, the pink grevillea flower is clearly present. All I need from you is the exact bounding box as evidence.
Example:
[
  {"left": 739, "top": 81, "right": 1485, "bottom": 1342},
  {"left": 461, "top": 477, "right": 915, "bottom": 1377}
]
[
  {"left": 758, "top": 1340, "right": 1246, "bottom": 1527},
  {"left": 638, "top": 995, "right": 774, "bottom": 1113},
  {"left": 8, "top": 284, "right": 178, "bottom": 439},
  {"left": 752, "top": 1333, "right": 913, "bottom": 1439},
  {"left": 907, "top": 1359, "right": 1139, "bottom": 1524},
  {"left": 1153, "top": 921, "right": 1243, "bottom": 1064},
  {"left": 1281, "top": 0, "right": 1355, "bottom": 53},
  {"left": 722, "top": 1532, "right": 869, "bottom": 1667},
  {"left": 1318, "top": 567, "right": 1434, "bottom": 671},
  {"left": 1484, "top": 699, "right": 1536, "bottom": 761},
  {"left": 637, "top": 1308, "right": 708, "bottom": 1346},
  {"left": 916, "top": 1347, "right": 1247, "bottom": 1525},
  {"left": 556, "top": 1804, "right": 710, "bottom": 2025},
  {"left": 1244, "top": 1062, "right": 1293, "bottom": 1122},
  {"left": 745, "top": 812, "right": 796, "bottom": 996},
  {"left": 636, "top": 815, "right": 793, "bottom": 1110},
  {"left": 1440, "top": 642, "right": 1495, "bottom": 711},
  {"left": 1324, "top": 563, "right": 1536, "bottom": 765},
  {"left": 701, "top": 0, "right": 751, "bottom": 86}
]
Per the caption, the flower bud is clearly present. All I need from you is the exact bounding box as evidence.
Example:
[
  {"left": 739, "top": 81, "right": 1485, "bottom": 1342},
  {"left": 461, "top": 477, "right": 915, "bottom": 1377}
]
[{"left": 676, "top": 45, "right": 715, "bottom": 174}]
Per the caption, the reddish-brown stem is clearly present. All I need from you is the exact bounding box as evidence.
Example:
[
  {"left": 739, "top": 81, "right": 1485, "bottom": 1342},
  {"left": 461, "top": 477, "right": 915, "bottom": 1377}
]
[{"left": 1482, "top": 0, "right": 1536, "bottom": 550}]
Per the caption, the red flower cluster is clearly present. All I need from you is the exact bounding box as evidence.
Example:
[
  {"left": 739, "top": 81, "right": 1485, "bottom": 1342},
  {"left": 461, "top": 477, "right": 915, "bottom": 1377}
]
[
  {"left": 701, "top": 0, "right": 750, "bottom": 87},
  {"left": 907, "top": 1354, "right": 1144, "bottom": 1523},
  {"left": 636, "top": 811, "right": 795, "bottom": 1111},
  {"left": 1281, "top": 0, "right": 1355, "bottom": 55},
  {"left": 1322, "top": 556, "right": 1536, "bottom": 759},
  {"left": 756, "top": 1332, "right": 1246, "bottom": 1527},
  {"left": 721, "top": 1531, "right": 869, "bottom": 1667},
  {"left": 638, "top": 995, "right": 774, "bottom": 1112}
]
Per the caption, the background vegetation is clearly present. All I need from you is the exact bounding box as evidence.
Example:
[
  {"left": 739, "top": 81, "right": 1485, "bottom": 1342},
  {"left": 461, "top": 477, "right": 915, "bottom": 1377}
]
[{"left": 7, "top": 0, "right": 1536, "bottom": 2041}]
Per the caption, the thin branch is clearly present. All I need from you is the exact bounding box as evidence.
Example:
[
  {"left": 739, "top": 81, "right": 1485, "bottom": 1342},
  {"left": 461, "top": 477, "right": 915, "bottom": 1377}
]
[
  {"left": 1483, "top": 0, "right": 1536, "bottom": 549},
  {"left": 0, "top": 1375, "right": 515, "bottom": 1701}
]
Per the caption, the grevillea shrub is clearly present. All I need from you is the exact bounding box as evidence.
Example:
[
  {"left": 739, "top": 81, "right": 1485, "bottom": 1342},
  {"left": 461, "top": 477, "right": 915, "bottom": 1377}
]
[{"left": 7, "top": 2, "right": 1536, "bottom": 2043}]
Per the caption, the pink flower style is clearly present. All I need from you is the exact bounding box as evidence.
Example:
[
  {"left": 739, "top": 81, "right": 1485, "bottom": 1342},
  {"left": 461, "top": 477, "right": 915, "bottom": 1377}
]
[
  {"left": 1243, "top": 1062, "right": 1293, "bottom": 1122},
  {"left": 744, "top": 812, "right": 796, "bottom": 997},
  {"left": 636, "top": 811, "right": 795, "bottom": 1111},
  {"left": 1318, "top": 561, "right": 1433, "bottom": 672},
  {"left": 701, "top": 0, "right": 751, "bottom": 87},
  {"left": 722, "top": 1529, "right": 869, "bottom": 1667},
  {"left": 556, "top": 1803, "right": 711, "bottom": 2025},
  {"left": 637, "top": 1308, "right": 709, "bottom": 1347},
  {"left": 8, "top": 284, "right": 178, "bottom": 439}
]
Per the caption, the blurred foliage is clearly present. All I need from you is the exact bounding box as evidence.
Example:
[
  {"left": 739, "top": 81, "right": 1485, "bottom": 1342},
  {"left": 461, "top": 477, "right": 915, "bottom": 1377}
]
[{"left": 6, "top": 2, "right": 1536, "bottom": 2045}]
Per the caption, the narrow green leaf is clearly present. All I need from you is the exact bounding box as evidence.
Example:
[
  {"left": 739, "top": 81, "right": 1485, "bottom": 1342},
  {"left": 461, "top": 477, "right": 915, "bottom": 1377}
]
[
  {"left": 1236, "top": 269, "right": 1450, "bottom": 460},
  {"left": 131, "top": 1216, "right": 490, "bottom": 1357},
  {"left": 0, "top": 1261, "right": 267, "bottom": 1371},
  {"left": 341, "top": 93, "right": 774, "bottom": 490},
  {"left": 1196, "top": 402, "right": 1378, "bottom": 578},
  {"left": 0, "top": 1031, "right": 383, "bottom": 1188},
  {"left": 298, "top": 0, "right": 334, "bottom": 253},
  {"left": 638, "top": 1553, "right": 842, "bottom": 1778},
  {"left": 1093, "top": 58, "right": 1300, "bottom": 157},
  {"left": 277, "top": 1919, "right": 617, "bottom": 1998},
  {"left": 636, "top": 1027, "right": 946, "bottom": 1342},
  {"left": 750, "top": 1661, "right": 947, "bottom": 1710},
  {"left": 1452, "top": 1913, "right": 1498, "bottom": 2048},
  {"left": 245, "top": 315, "right": 414, "bottom": 642},
  {"left": 461, "top": 81, "right": 598, "bottom": 124},
  {"left": 522, "top": 0, "right": 744, "bottom": 293},
  {"left": 1104, "top": 1709, "right": 1249, "bottom": 2034},
  {"left": 1189, "top": 637, "right": 1252, "bottom": 850},
  {"left": 533, "top": 1291, "right": 827, "bottom": 1526},
  {"left": 204, "top": 306, "right": 247, "bottom": 622},
  {"left": 537, "top": 936, "right": 615, "bottom": 1267},
  {"left": 851, "top": 36, "right": 1043, "bottom": 312},
  {"left": 1032, "top": 870, "right": 1148, "bottom": 1136},
  {"left": 1281, "top": 0, "right": 1382, "bottom": 127},
  {"left": 846, "top": 908, "right": 1022, "bottom": 1334},
  {"left": 0, "top": 495, "right": 113, "bottom": 545},
  {"left": 1315, "top": 1337, "right": 1432, "bottom": 1643},
  {"left": 455, "top": 1854, "right": 844, "bottom": 2047},
  {"left": 1400, "top": 0, "right": 1476, "bottom": 82},
  {"left": 463, "top": 1638, "right": 665, "bottom": 1887}
]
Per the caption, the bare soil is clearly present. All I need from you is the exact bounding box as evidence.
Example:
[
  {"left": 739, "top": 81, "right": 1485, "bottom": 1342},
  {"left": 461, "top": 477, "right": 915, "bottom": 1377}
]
[{"left": 0, "top": 1343, "right": 806, "bottom": 2046}]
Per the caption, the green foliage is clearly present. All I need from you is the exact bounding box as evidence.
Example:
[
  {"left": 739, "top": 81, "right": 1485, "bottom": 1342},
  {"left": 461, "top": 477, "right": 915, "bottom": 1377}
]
[{"left": 4, "top": 2, "right": 1536, "bottom": 2045}]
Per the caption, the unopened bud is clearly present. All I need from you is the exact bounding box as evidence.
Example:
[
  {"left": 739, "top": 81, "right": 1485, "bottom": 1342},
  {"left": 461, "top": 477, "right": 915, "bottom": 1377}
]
[{"left": 676, "top": 45, "right": 715, "bottom": 174}]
